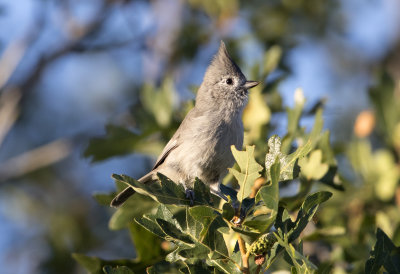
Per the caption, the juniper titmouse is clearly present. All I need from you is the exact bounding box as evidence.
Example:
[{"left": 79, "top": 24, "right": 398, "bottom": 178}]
[{"left": 111, "top": 41, "right": 259, "bottom": 207}]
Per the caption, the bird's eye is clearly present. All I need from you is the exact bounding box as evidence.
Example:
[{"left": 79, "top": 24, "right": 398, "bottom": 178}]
[{"left": 226, "top": 78, "right": 233, "bottom": 85}]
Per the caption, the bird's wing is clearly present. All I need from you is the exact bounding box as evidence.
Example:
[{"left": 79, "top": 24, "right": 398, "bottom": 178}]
[
  {"left": 151, "top": 108, "right": 200, "bottom": 170},
  {"left": 152, "top": 138, "right": 179, "bottom": 170}
]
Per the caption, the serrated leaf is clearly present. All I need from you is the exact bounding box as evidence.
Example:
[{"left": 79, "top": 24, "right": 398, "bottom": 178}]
[
  {"left": 156, "top": 218, "right": 195, "bottom": 244},
  {"left": 229, "top": 145, "right": 263, "bottom": 201},
  {"left": 136, "top": 204, "right": 231, "bottom": 266},
  {"left": 112, "top": 173, "right": 216, "bottom": 207},
  {"left": 365, "top": 228, "right": 400, "bottom": 274}
]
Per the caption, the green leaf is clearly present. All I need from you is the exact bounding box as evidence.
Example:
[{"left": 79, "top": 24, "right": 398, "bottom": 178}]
[
  {"left": 317, "top": 131, "right": 336, "bottom": 166},
  {"left": 179, "top": 262, "right": 215, "bottom": 274},
  {"left": 206, "top": 258, "right": 242, "bottom": 274},
  {"left": 128, "top": 222, "right": 163, "bottom": 263},
  {"left": 315, "top": 263, "right": 333, "bottom": 274},
  {"left": 302, "top": 226, "right": 346, "bottom": 241},
  {"left": 72, "top": 254, "right": 150, "bottom": 274},
  {"left": 156, "top": 218, "right": 195, "bottom": 244},
  {"left": 103, "top": 265, "right": 134, "bottom": 274},
  {"left": 288, "top": 191, "right": 332, "bottom": 242},
  {"left": 257, "top": 160, "right": 280, "bottom": 211},
  {"left": 288, "top": 89, "right": 305, "bottom": 135},
  {"left": 231, "top": 226, "right": 260, "bottom": 244},
  {"left": 229, "top": 145, "right": 263, "bottom": 201},
  {"left": 146, "top": 261, "right": 181, "bottom": 274},
  {"left": 243, "top": 86, "right": 271, "bottom": 141},
  {"left": 318, "top": 166, "right": 344, "bottom": 191},
  {"left": 248, "top": 160, "right": 280, "bottom": 232},
  {"left": 84, "top": 125, "right": 165, "bottom": 162},
  {"left": 136, "top": 204, "right": 231, "bottom": 265},
  {"left": 274, "top": 191, "right": 332, "bottom": 246},
  {"left": 141, "top": 77, "right": 175, "bottom": 128},
  {"left": 73, "top": 253, "right": 102, "bottom": 273},
  {"left": 369, "top": 72, "right": 400, "bottom": 143},
  {"left": 109, "top": 193, "right": 156, "bottom": 230},
  {"left": 301, "top": 191, "right": 332, "bottom": 213},
  {"left": 112, "top": 173, "right": 216, "bottom": 207},
  {"left": 263, "top": 45, "right": 282, "bottom": 76},
  {"left": 298, "top": 150, "right": 329, "bottom": 180},
  {"left": 93, "top": 192, "right": 115, "bottom": 206},
  {"left": 274, "top": 230, "right": 317, "bottom": 273},
  {"left": 222, "top": 202, "right": 235, "bottom": 221},
  {"left": 365, "top": 228, "right": 400, "bottom": 274},
  {"left": 189, "top": 206, "right": 229, "bottom": 257}
]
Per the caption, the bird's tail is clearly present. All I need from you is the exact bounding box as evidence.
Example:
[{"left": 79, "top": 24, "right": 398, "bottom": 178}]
[{"left": 110, "top": 172, "right": 154, "bottom": 208}]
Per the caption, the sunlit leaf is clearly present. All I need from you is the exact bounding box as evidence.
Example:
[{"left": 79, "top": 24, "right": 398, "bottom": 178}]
[
  {"left": 229, "top": 145, "right": 263, "bottom": 201},
  {"left": 298, "top": 150, "right": 329, "bottom": 180},
  {"left": 243, "top": 86, "right": 271, "bottom": 141}
]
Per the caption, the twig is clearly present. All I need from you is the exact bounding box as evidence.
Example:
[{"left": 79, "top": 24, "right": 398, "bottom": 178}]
[
  {"left": 250, "top": 177, "right": 266, "bottom": 198},
  {"left": 0, "top": 88, "right": 21, "bottom": 148},
  {"left": 0, "top": 139, "right": 72, "bottom": 182},
  {"left": 238, "top": 234, "right": 250, "bottom": 274}
]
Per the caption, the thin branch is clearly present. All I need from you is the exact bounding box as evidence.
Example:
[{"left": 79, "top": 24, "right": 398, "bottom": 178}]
[
  {"left": 238, "top": 235, "right": 250, "bottom": 274},
  {"left": 0, "top": 88, "right": 21, "bottom": 148},
  {"left": 0, "top": 139, "right": 72, "bottom": 182}
]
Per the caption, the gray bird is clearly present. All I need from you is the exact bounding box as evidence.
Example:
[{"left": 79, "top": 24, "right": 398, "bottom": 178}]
[{"left": 111, "top": 41, "right": 259, "bottom": 207}]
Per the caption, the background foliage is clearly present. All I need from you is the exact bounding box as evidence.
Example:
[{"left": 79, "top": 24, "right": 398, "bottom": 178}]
[{"left": 0, "top": 0, "right": 400, "bottom": 273}]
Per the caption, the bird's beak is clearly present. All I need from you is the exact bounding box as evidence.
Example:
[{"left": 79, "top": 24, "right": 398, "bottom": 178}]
[{"left": 243, "top": 81, "right": 259, "bottom": 90}]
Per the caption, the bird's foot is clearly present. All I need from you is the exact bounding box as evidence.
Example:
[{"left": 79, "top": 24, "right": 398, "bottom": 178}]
[{"left": 185, "top": 189, "right": 195, "bottom": 206}]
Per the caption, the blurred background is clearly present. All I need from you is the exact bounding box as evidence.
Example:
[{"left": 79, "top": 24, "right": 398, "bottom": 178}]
[{"left": 0, "top": 0, "right": 400, "bottom": 273}]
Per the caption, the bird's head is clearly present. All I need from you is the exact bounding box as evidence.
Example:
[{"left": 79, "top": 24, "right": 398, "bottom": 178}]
[{"left": 197, "top": 41, "right": 259, "bottom": 111}]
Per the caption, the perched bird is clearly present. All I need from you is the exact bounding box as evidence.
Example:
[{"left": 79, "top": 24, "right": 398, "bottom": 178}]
[{"left": 111, "top": 41, "right": 259, "bottom": 207}]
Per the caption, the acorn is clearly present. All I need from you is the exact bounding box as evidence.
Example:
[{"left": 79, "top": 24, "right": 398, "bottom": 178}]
[{"left": 250, "top": 233, "right": 277, "bottom": 255}]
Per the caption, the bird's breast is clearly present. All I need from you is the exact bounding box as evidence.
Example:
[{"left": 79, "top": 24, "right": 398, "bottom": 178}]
[{"left": 169, "top": 114, "right": 243, "bottom": 184}]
